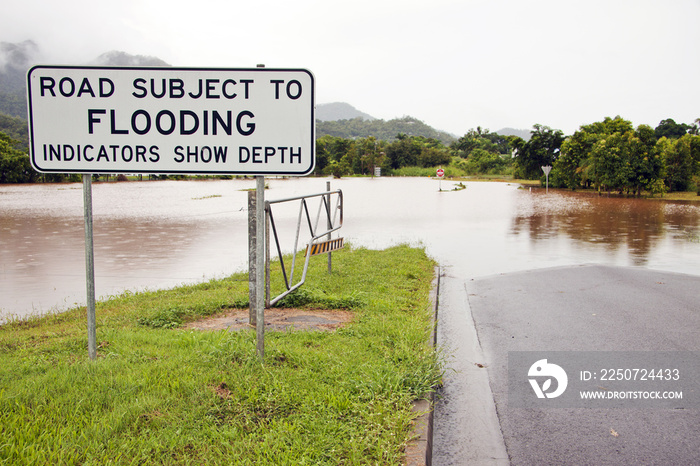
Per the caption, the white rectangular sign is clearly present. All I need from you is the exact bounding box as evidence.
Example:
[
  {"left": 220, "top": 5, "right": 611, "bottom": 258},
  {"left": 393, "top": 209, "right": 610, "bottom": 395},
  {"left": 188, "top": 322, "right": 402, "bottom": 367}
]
[{"left": 27, "top": 66, "right": 315, "bottom": 175}]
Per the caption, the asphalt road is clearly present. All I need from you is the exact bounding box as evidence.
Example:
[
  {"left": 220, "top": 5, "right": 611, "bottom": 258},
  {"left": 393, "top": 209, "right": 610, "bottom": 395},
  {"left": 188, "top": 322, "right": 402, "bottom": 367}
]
[{"left": 433, "top": 264, "right": 700, "bottom": 465}]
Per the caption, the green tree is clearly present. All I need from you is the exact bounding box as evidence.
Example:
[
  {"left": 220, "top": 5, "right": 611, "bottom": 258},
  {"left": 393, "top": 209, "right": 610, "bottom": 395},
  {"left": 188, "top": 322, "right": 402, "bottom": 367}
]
[
  {"left": 625, "top": 124, "right": 664, "bottom": 196},
  {"left": 0, "top": 132, "right": 37, "bottom": 183},
  {"left": 590, "top": 132, "right": 630, "bottom": 193},
  {"left": 451, "top": 127, "right": 511, "bottom": 159},
  {"left": 659, "top": 134, "right": 695, "bottom": 191},
  {"left": 690, "top": 134, "right": 700, "bottom": 175},
  {"left": 353, "top": 137, "right": 386, "bottom": 174},
  {"left": 417, "top": 146, "right": 451, "bottom": 167},
  {"left": 314, "top": 138, "right": 330, "bottom": 175},
  {"left": 555, "top": 116, "right": 635, "bottom": 189},
  {"left": 0, "top": 114, "right": 29, "bottom": 150},
  {"left": 315, "top": 135, "right": 355, "bottom": 177},
  {"left": 511, "top": 124, "right": 564, "bottom": 180},
  {"left": 452, "top": 127, "right": 486, "bottom": 157},
  {"left": 325, "top": 158, "right": 352, "bottom": 178},
  {"left": 385, "top": 134, "right": 422, "bottom": 169},
  {"left": 689, "top": 118, "right": 700, "bottom": 136},
  {"left": 459, "top": 148, "right": 508, "bottom": 174},
  {"left": 654, "top": 118, "right": 690, "bottom": 140},
  {"left": 316, "top": 135, "right": 352, "bottom": 163},
  {"left": 556, "top": 130, "right": 596, "bottom": 189}
]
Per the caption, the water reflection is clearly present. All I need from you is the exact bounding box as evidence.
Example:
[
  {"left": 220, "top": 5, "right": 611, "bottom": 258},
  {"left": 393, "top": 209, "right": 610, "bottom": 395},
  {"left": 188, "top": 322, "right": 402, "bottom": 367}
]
[
  {"left": 510, "top": 191, "right": 700, "bottom": 266},
  {"left": 0, "top": 180, "right": 254, "bottom": 318},
  {"left": 1, "top": 178, "right": 699, "bottom": 319}
]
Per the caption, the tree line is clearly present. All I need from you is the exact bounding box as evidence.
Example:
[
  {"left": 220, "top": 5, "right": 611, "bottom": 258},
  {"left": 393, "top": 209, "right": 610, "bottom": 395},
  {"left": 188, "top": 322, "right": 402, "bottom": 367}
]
[
  {"left": 314, "top": 133, "right": 452, "bottom": 178},
  {"left": 510, "top": 117, "right": 700, "bottom": 195},
  {"left": 2, "top": 114, "right": 700, "bottom": 194}
]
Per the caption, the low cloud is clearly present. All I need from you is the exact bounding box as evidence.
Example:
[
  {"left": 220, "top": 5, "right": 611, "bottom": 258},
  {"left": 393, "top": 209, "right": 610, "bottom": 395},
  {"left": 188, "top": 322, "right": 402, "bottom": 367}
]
[{"left": 0, "top": 40, "right": 39, "bottom": 73}]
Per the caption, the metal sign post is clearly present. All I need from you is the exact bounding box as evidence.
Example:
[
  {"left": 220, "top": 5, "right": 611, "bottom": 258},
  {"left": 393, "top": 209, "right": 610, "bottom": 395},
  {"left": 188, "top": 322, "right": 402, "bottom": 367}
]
[
  {"left": 248, "top": 190, "right": 258, "bottom": 326},
  {"left": 253, "top": 64, "right": 265, "bottom": 360},
  {"left": 82, "top": 174, "right": 97, "bottom": 360},
  {"left": 255, "top": 175, "right": 265, "bottom": 359},
  {"left": 27, "top": 65, "right": 315, "bottom": 361},
  {"left": 541, "top": 165, "right": 552, "bottom": 194},
  {"left": 437, "top": 167, "right": 444, "bottom": 191},
  {"left": 326, "top": 181, "right": 332, "bottom": 274}
]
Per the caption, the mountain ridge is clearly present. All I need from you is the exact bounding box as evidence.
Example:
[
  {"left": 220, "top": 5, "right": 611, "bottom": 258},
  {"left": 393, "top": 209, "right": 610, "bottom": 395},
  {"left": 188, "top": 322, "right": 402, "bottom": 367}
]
[
  {"left": 316, "top": 102, "right": 375, "bottom": 122},
  {"left": 316, "top": 115, "right": 457, "bottom": 145},
  {"left": 0, "top": 41, "right": 530, "bottom": 143}
]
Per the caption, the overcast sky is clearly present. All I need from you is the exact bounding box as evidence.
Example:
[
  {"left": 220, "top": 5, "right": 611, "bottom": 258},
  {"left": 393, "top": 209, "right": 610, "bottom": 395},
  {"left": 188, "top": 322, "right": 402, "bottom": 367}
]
[{"left": 3, "top": 0, "right": 699, "bottom": 136}]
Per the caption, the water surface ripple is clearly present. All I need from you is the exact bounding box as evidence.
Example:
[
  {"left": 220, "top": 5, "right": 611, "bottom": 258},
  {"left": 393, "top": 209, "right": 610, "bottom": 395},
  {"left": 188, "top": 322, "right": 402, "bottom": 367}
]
[{"left": 2, "top": 178, "right": 699, "bottom": 319}]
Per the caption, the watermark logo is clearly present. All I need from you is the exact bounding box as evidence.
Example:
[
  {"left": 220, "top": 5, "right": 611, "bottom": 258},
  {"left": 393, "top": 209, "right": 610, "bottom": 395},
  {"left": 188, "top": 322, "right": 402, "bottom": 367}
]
[
  {"left": 528, "top": 359, "right": 568, "bottom": 399},
  {"left": 509, "top": 352, "right": 697, "bottom": 408}
]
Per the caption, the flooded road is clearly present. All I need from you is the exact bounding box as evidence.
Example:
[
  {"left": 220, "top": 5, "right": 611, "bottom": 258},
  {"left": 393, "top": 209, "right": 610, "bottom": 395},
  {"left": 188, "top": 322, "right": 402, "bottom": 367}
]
[{"left": 2, "top": 177, "right": 700, "bottom": 319}]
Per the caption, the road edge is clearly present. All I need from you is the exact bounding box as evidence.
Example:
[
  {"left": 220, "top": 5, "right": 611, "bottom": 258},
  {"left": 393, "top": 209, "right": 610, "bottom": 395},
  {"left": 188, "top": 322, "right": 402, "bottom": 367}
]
[{"left": 405, "top": 265, "right": 440, "bottom": 466}]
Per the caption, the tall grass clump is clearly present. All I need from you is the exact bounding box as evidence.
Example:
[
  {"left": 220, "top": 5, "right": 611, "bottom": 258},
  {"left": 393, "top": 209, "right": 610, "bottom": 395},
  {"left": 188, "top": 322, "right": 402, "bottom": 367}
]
[{"left": 0, "top": 244, "right": 441, "bottom": 465}]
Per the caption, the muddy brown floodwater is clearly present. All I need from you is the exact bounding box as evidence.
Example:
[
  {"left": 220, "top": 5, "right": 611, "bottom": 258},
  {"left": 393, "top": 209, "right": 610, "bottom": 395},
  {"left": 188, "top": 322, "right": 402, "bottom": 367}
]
[{"left": 2, "top": 177, "right": 699, "bottom": 320}]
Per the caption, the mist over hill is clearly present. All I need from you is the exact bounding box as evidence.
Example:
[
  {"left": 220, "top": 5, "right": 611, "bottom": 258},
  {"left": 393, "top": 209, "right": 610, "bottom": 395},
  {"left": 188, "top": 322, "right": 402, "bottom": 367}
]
[
  {"left": 0, "top": 41, "right": 40, "bottom": 118},
  {"left": 0, "top": 42, "right": 170, "bottom": 120},
  {"left": 315, "top": 103, "right": 531, "bottom": 143},
  {"left": 317, "top": 102, "right": 375, "bottom": 122},
  {"left": 494, "top": 127, "right": 531, "bottom": 141},
  {"left": 0, "top": 41, "right": 37, "bottom": 91},
  {"left": 0, "top": 40, "right": 528, "bottom": 145},
  {"left": 89, "top": 51, "right": 170, "bottom": 67}
]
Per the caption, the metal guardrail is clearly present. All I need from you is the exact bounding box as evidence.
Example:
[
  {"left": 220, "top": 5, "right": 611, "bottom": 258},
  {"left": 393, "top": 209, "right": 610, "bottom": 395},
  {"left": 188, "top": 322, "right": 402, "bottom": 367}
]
[{"left": 265, "top": 188, "right": 343, "bottom": 306}]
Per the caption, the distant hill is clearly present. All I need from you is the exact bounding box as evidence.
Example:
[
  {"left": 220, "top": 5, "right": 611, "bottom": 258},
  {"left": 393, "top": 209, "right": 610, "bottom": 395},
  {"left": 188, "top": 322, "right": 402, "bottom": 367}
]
[
  {"left": 0, "top": 41, "right": 39, "bottom": 118},
  {"left": 1, "top": 42, "right": 460, "bottom": 147},
  {"left": 90, "top": 51, "right": 170, "bottom": 67},
  {"left": 0, "top": 42, "right": 171, "bottom": 120},
  {"left": 317, "top": 102, "right": 375, "bottom": 122},
  {"left": 315, "top": 102, "right": 456, "bottom": 144},
  {"left": 495, "top": 127, "right": 531, "bottom": 141},
  {"left": 317, "top": 115, "right": 456, "bottom": 145},
  {"left": 0, "top": 41, "right": 36, "bottom": 93}
]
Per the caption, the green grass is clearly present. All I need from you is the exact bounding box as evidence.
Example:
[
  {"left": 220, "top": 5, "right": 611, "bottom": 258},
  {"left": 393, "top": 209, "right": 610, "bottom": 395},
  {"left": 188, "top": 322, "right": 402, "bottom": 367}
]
[
  {"left": 530, "top": 186, "right": 700, "bottom": 202},
  {"left": 0, "top": 245, "right": 441, "bottom": 465},
  {"left": 647, "top": 190, "right": 700, "bottom": 202}
]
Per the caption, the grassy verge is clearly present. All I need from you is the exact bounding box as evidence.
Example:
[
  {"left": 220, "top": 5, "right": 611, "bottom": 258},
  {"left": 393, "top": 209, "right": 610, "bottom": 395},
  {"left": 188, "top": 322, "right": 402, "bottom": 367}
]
[
  {"left": 0, "top": 245, "right": 441, "bottom": 465},
  {"left": 646, "top": 190, "right": 700, "bottom": 202},
  {"left": 528, "top": 186, "right": 700, "bottom": 202}
]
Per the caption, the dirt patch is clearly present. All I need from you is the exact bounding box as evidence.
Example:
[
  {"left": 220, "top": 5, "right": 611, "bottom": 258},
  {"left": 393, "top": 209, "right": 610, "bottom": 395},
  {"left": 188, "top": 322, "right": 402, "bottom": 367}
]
[
  {"left": 183, "top": 308, "right": 354, "bottom": 332},
  {"left": 214, "top": 382, "right": 231, "bottom": 399}
]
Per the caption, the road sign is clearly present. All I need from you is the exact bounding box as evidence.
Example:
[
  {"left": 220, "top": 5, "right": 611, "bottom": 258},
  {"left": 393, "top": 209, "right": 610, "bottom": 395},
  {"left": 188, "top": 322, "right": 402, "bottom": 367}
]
[
  {"left": 437, "top": 168, "right": 445, "bottom": 178},
  {"left": 27, "top": 66, "right": 315, "bottom": 176},
  {"left": 541, "top": 165, "right": 552, "bottom": 194}
]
